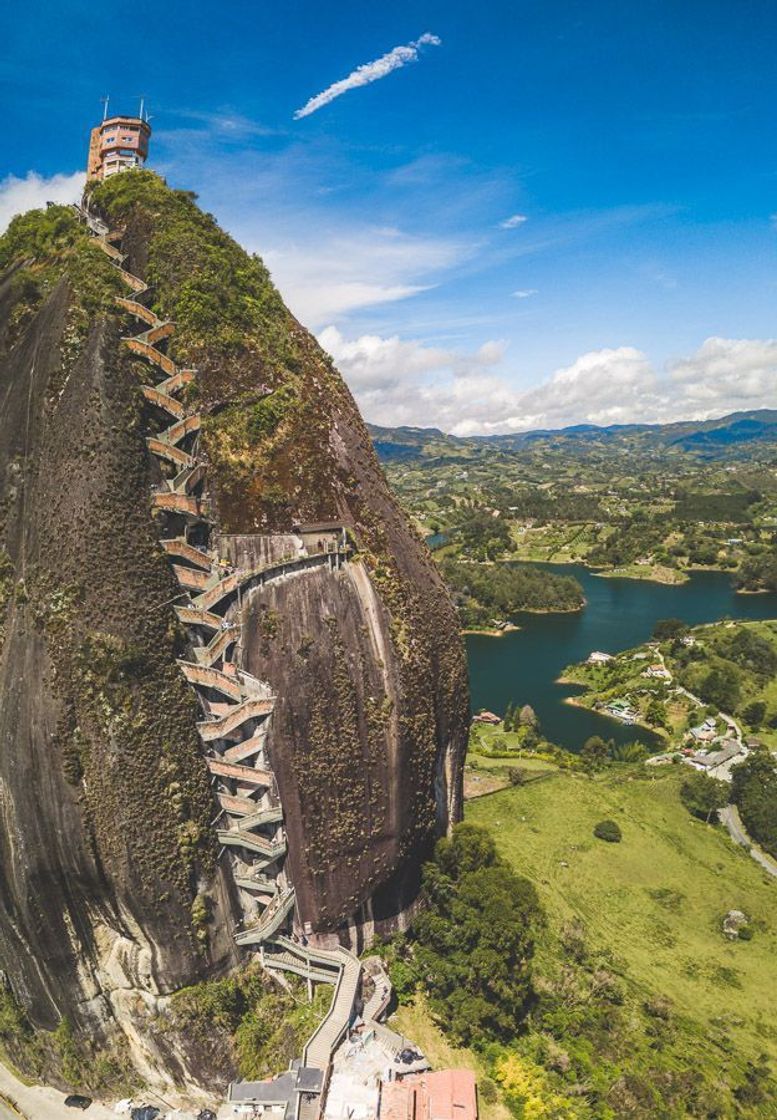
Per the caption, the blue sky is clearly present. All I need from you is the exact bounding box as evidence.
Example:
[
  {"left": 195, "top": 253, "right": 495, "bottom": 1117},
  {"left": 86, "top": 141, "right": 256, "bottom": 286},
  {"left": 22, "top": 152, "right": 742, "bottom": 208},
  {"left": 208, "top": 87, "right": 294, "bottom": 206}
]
[{"left": 2, "top": 0, "right": 777, "bottom": 433}]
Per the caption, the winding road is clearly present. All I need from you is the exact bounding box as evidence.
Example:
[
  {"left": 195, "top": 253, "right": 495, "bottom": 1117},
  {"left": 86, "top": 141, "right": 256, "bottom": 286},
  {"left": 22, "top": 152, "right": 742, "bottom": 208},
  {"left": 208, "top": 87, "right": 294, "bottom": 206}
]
[
  {"left": 653, "top": 657, "right": 777, "bottom": 877},
  {"left": 719, "top": 804, "right": 777, "bottom": 880}
]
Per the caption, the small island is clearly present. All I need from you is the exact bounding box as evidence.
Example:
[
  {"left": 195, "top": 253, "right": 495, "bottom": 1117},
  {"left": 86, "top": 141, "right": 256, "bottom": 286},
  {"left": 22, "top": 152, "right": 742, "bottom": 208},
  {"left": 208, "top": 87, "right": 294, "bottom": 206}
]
[{"left": 440, "top": 556, "right": 584, "bottom": 632}]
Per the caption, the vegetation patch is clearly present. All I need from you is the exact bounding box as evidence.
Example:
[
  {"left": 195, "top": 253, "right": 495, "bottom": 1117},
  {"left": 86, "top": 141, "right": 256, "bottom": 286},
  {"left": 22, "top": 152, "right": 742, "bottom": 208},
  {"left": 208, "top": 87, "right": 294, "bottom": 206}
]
[
  {"left": 731, "top": 749, "right": 777, "bottom": 859},
  {"left": 0, "top": 204, "right": 124, "bottom": 356},
  {"left": 158, "top": 967, "right": 329, "bottom": 1084},
  {"left": 442, "top": 557, "right": 583, "bottom": 629},
  {"left": 377, "top": 824, "right": 542, "bottom": 1050},
  {"left": 0, "top": 984, "right": 137, "bottom": 1095}
]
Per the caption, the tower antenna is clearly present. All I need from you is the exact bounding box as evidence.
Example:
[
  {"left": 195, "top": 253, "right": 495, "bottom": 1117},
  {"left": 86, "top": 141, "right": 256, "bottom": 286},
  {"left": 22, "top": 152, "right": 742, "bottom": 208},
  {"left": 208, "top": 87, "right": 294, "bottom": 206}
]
[
  {"left": 100, "top": 95, "right": 110, "bottom": 121},
  {"left": 138, "top": 94, "right": 146, "bottom": 121}
]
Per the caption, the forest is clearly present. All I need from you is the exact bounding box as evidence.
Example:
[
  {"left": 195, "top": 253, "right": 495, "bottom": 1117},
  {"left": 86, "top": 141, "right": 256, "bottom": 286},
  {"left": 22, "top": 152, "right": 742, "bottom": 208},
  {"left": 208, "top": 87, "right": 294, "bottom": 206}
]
[{"left": 440, "top": 558, "right": 584, "bottom": 627}]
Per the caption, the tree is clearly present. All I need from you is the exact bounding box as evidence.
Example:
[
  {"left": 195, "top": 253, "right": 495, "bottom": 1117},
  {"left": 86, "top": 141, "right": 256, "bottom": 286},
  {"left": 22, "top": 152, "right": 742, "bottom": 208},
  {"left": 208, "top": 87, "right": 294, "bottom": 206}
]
[
  {"left": 522, "top": 726, "right": 541, "bottom": 751},
  {"left": 411, "top": 823, "right": 542, "bottom": 1044},
  {"left": 593, "top": 819, "right": 622, "bottom": 843},
  {"left": 580, "top": 736, "right": 610, "bottom": 772},
  {"left": 645, "top": 698, "right": 668, "bottom": 728},
  {"left": 680, "top": 771, "right": 729, "bottom": 823},
  {"left": 609, "top": 740, "right": 649, "bottom": 763},
  {"left": 742, "top": 700, "right": 766, "bottom": 729},
  {"left": 653, "top": 618, "right": 687, "bottom": 641},
  {"left": 519, "top": 704, "right": 538, "bottom": 727},
  {"left": 731, "top": 750, "right": 777, "bottom": 858},
  {"left": 698, "top": 665, "right": 741, "bottom": 713},
  {"left": 508, "top": 767, "right": 530, "bottom": 786}
]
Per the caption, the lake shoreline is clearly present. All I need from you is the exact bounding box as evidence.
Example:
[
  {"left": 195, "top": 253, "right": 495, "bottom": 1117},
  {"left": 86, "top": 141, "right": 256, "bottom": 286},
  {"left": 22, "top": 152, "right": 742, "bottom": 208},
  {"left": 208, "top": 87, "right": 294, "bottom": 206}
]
[
  {"left": 518, "top": 603, "right": 584, "bottom": 614},
  {"left": 461, "top": 623, "right": 521, "bottom": 637},
  {"left": 592, "top": 565, "right": 688, "bottom": 586},
  {"left": 503, "top": 555, "right": 757, "bottom": 589},
  {"left": 562, "top": 694, "right": 670, "bottom": 743},
  {"left": 461, "top": 603, "right": 586, "bottom": 636},
  {"left": 465, "top": 562, "right": 777, "bottom": 753}
]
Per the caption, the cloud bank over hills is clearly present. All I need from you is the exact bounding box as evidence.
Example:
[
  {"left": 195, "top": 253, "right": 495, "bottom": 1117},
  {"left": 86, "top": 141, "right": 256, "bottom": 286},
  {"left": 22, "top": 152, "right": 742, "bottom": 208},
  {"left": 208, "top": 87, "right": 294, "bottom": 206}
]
[{"left": 321, "top": 327, "right": 777, "bottom": 437}]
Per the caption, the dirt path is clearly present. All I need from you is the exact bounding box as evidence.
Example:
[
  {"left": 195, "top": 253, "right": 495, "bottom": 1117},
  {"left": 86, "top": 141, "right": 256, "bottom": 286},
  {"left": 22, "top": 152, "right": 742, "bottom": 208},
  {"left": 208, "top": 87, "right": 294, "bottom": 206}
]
[{"left": 0, "top": 1064, "right": 117, "bottom": 1120}]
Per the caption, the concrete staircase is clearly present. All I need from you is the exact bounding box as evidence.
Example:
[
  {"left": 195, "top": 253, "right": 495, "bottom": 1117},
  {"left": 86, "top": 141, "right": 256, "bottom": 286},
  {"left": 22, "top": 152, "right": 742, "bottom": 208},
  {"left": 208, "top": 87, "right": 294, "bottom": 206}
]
[
  {"left": 234, "top": 888, "right": 296, "bottom": 945},
  {"left": 81, "top": 203, "right": 361, "bottom": 1090},
  {"left": 302, "top": 948, "right": 362, "bottom": 1071}
]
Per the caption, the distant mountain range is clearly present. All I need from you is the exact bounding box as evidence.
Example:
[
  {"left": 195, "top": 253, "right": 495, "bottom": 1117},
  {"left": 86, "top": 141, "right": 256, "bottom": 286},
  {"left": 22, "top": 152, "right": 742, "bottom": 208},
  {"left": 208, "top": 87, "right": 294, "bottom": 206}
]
[{"left": 368, "top": 409, "right": 777, "bottom": 462}]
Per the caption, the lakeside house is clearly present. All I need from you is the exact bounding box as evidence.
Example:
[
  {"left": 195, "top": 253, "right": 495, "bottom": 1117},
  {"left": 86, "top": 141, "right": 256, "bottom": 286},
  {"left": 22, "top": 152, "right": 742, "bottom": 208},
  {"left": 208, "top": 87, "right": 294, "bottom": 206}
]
[
  {"left": 689, "top": 718, "right": 718, "bottom": 744},
  {"left": 603, "top": 699, "right": 638, "bottom": 723},
  {"left": 472, "top": 710, "right": 501, "bottom": 725},
  {"left": 689, "top": 739, "right": 742, "bottom": 771},
  {"left": 587, "top": 651, "right": 613, "bottom": 665},
  {"left": 643, "top": 664, "right": 672, "bottom": 680}
]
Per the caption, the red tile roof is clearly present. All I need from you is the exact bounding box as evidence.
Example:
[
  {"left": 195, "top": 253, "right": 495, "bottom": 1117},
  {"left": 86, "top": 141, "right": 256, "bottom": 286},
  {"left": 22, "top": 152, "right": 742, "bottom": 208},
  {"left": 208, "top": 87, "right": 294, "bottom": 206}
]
[{"left": 379, "top": 1070, "right": 478, "bottom": 1120}]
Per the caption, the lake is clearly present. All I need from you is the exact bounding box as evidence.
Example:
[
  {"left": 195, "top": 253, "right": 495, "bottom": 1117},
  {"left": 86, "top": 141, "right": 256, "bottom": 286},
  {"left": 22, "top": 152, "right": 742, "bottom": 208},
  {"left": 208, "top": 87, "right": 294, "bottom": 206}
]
[
  {"left": 425, "top": 532, "right": 449, "bottom": 550},
  {"left": 466, "top": 563, "right": 777, "bottom": 752}
]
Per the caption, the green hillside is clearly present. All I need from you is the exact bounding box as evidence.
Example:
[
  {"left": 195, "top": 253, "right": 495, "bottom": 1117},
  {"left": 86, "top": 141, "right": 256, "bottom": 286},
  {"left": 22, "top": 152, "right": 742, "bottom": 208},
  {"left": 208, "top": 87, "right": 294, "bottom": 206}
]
[{"left": 467, "top": 766, "right": 777, "bottom": 1117}]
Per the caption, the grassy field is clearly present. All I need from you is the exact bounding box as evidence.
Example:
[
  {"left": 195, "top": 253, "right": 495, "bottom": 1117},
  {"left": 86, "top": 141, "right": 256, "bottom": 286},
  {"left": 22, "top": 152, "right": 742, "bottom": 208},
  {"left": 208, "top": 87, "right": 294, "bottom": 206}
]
[
  {"left": 508, "top": 522, "right": 607, "bottom": 563},
  {"left": 467, "top": 766, "right": 777, "bottom": 1069},
  {"left": 465, "top": 751, "right": 559, "bottom": 799}
]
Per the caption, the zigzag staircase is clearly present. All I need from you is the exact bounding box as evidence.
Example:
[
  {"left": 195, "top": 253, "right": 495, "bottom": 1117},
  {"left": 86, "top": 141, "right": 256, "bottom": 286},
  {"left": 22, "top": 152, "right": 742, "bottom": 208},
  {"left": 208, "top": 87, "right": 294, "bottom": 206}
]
[{"left": 77, "top": 202, "right": 362, "bottom": 1079}]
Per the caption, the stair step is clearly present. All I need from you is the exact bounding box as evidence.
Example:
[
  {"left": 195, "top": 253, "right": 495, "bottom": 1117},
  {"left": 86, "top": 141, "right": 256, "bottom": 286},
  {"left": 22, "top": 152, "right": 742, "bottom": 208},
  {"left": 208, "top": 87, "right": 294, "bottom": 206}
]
[
  {"left": 146, "top": 437, "right": 194, "bottom": 468},
  {"left": 207, "top": 757, "right": 273, "bottom": 786},
  {"left": 223, "top": 732, "right": 266, "bottom": 764}
]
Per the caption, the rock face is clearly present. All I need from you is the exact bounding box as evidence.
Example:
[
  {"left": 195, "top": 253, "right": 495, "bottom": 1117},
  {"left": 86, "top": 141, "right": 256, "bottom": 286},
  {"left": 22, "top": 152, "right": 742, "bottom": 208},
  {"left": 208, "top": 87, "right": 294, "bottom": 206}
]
[{"left": 0, "top": 174, "right": 468, "bottom": 1083}]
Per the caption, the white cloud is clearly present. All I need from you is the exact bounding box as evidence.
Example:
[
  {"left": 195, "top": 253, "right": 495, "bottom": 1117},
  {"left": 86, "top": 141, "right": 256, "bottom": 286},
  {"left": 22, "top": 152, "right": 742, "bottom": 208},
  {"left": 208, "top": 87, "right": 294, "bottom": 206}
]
[
  {"left": 669, "top": 337, "right": 777, "bottom": 411},
  {"left": 0, "top": 171, "right": 85, "bottom": 235},
  {"left": 499, "top": 214, "right": 528, "bottom": 229},
  {"left": 294, "top": 32, "right": 441, "bottom": 119},
  {"left": 319, "top": 326, "right": 454, "bottom": 391},
  {"left": 508, "top": 347, "right": 661, "bottom": 430},
  {"left": 262, "top": 226, "right": 468, "bottom": 326},
  {"left": 321, "top": 326, "right": 777, "bottom": 435},
  {"left": 512, "top": 289, "right": 538, "bottom": 299},
  {"left": 162, "top": 109, "right": 276, "bottom": 139},
  {"left": 319, "top": 326, "right": 522, "bottom": 434}
]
